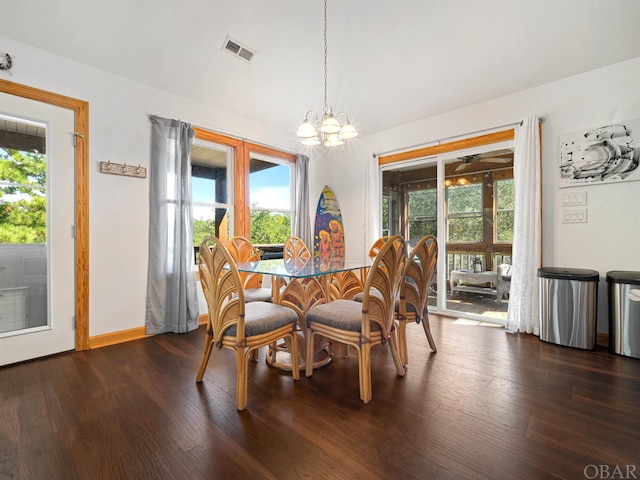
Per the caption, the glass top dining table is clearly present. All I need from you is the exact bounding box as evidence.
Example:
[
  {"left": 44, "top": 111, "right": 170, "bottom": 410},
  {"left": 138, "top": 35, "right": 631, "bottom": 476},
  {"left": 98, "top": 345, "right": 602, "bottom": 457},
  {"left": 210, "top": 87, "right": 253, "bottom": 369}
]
[
  {"left": 235, "top": 256, "right": 371, "bottom": 279},
  {"left": 235, "top": 256, "right": 371, "bottom": 371}
]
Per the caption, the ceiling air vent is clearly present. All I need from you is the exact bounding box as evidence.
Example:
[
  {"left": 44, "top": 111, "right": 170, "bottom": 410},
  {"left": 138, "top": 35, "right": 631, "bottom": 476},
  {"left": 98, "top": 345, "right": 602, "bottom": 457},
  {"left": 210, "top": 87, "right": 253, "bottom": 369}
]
[{"left": 222, "top": 36, "right": 256, "bottom": 63}]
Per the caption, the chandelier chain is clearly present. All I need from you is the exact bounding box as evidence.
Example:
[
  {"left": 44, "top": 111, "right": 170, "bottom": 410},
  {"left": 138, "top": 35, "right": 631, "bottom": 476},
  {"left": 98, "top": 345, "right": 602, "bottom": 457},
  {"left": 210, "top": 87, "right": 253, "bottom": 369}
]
[
  {"left": 295, "top": 0, "right": 357, "bottom": 146},
  {"left": 323, "top": 0, "right": 328, "bottom": 111}
]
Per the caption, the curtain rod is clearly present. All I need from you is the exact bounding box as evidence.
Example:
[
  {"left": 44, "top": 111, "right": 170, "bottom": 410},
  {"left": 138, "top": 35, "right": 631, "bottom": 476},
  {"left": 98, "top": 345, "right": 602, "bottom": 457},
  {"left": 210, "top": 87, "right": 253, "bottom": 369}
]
[{"left": 373, "top": 117, "right": 545, "bottom": 158}]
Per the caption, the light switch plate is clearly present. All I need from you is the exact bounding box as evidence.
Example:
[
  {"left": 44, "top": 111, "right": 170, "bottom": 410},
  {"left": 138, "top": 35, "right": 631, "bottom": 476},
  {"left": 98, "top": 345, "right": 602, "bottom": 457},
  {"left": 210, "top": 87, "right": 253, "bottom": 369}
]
[{"left": 561, "top": 190, "right": 587, "bottom": 206}]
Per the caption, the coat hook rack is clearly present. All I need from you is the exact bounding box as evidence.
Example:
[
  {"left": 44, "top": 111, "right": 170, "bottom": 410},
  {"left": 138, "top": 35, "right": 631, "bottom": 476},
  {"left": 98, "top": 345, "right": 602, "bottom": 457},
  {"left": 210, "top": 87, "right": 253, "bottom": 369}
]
[{"left": 100, "top": 160, "right": 147, "bottom": 179}]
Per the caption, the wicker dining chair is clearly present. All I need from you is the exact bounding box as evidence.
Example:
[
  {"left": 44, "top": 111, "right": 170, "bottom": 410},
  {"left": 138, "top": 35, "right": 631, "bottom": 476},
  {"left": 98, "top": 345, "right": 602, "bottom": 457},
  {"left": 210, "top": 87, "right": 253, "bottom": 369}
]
[
  {"left": 304, "top": 234, "right": 407, "bottom": 404},
  {"left": 226, "top": 235, "right": 272, "bottom": 302},
  {"left": 367, "top": 235, "right": 391, "bottom": 260},
  {"left": 266, "top": 235, "right": 313, "bottom": 367},
  {"left": 396, "top": 235, "right": 438, "bottom": 365},
  {"left": 284, "top": 235, "right": 311, "bottom": 262},
  {"left": 196, "top": 236, "right": 300, "bottom": 411}
]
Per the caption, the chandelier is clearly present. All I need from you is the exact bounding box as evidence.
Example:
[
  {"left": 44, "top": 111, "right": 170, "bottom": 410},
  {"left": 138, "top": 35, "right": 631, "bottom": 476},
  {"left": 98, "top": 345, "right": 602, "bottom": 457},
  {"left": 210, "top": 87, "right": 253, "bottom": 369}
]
[{"left": 296, "top": 0, "right": 358, "bottom": 147}]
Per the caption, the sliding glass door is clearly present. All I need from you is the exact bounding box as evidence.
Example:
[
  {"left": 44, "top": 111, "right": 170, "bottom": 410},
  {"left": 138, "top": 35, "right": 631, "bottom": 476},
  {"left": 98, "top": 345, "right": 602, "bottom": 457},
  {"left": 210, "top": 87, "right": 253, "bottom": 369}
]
[
  {"left": 442, "top": 150, "right": 513, "bottom": 322},
  {"left": 382, "top": 160, "right": 438, "bottom": 309},
  {"left": 380, "top": 140, "right": 515, "bottom": 323}
]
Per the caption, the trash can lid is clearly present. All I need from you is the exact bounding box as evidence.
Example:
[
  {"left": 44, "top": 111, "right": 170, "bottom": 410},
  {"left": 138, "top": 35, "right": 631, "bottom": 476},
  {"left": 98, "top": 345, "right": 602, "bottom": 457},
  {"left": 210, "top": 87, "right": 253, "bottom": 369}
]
[
  {"left": 538, "top": 267, "right": 599, "bottom": 281},
  {"left": 606, "top": 271, "right": 640, "bottom": 285}
]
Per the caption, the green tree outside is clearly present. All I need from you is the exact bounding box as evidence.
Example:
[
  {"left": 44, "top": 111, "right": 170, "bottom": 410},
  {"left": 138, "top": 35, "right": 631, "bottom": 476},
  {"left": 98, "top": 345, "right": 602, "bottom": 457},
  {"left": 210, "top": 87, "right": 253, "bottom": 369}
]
[
  {"left": 193, "top": 210, "right": 290, "bottom": 247},
  {"left": 0, "top": 149, "right": 47, "bottom": 243},
  {"left": 193, "top": 218, "right": 217, "bottom": 246},
  {"left": 407, "top": 189, "right": 437, "bottom": 241},
  {"left": 447, "top": 184, "right": 483, "bottom": 242},
  {"left": 250, "top": 210, "right": 290, "bottom": 244},
  {"left": 496, "top": 179, "right": 514, "bottom": 242}
]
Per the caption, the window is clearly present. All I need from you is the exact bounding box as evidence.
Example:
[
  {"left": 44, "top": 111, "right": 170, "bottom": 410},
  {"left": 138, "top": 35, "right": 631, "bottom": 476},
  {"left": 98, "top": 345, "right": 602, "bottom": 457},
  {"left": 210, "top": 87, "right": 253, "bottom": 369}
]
[
  {"left": 407, "top": 189, "right": 437, "bottom": 242},
  {"left": 191, "top": 128, "right": 296, "bottom": 248},
  {"left": 446, "top": 183, "right": 483, "bottom": 243},
  {"left": 191, "top": 140, "right": 232, "bottom": 248},
  {"left": 0, "top": 137, "right": 47, "bottom": 244},
  {"left": 249, "top": 156, "right": 292, "bottom": 245},
  {"left": 495, "top": 179, "right": 514, "bottom": 242}
]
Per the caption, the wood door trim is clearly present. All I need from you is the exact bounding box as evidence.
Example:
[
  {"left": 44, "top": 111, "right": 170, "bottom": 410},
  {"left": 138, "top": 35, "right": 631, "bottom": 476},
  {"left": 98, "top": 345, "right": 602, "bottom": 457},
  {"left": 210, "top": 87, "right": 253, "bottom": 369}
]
[
  {"left": 0, "top": 79, "right": 90, "bottom": 351},
  {"left": 378, "top": 129, "right": 515, "bottom": 165}
]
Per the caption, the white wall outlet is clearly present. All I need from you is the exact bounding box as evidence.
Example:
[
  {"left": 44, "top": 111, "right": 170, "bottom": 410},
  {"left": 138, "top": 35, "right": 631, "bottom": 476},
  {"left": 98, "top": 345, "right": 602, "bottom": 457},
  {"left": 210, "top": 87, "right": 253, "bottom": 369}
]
[{"left": 561, "top": 207, "right": 588, "bottom": 223}]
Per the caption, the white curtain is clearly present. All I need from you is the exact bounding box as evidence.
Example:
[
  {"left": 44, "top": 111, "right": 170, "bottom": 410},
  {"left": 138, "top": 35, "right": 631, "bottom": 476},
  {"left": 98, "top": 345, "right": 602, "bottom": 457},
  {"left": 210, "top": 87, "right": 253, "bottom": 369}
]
[
  {"left": 506, "top": 116, "right": 542, "bottom": 335},
  {"left": 145, "top": 115, "right": 199, "bottom": 334},
  {"left": 293, "top": 154, "right": 312, "bottom": 248},
  {"left": 364, "top": 154, "right": 381, "bottom": 254}
]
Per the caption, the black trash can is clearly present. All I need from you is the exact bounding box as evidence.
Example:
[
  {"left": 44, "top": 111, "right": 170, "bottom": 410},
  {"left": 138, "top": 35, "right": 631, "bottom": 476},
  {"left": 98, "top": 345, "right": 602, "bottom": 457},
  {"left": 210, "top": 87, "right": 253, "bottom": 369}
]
[
  {"left": 606, "top": 271, "right": 640, "bottom": 359},
  {"left": 538, "top": 267, "right": 599, "bottom": 350}
]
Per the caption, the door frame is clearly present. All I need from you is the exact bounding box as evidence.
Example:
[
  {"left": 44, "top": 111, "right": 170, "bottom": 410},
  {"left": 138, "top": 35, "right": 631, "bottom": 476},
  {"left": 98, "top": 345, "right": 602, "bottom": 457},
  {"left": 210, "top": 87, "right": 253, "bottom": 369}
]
[{"left": 0, "top": 79, "right": 89, "bottom": 351}]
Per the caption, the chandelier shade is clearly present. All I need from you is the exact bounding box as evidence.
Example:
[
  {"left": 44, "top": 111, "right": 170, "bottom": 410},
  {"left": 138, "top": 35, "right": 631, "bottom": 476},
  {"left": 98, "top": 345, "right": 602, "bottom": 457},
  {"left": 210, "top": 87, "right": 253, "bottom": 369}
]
[
  {"left": 301, "top": 135, "right": 321, "bottom": 146},
  {"left": 320, "top": 113, "right": 341, "bottom": 134},
  {"left": 296, "top": 119, "right": 318, "bottom": 138},
  {"left": 296, "top": 0, "right": 357, "bottom": 147},
  {"left": 338, "top": 122, "right": 357, "bottom": 139},
  {"left": 323, "top": 133, "right": 344, "bottom": 147}
]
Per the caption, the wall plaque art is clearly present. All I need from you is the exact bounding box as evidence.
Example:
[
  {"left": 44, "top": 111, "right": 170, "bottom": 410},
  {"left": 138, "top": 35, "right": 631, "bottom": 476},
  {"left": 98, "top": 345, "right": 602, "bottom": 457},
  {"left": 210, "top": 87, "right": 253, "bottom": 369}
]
[{"left": 559, "top": 118, "right": 640, "bottom": 188}]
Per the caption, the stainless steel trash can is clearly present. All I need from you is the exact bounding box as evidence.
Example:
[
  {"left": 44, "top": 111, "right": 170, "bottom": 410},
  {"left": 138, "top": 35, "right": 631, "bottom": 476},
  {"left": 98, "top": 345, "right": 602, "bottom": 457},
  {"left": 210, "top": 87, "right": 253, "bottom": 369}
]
[
  {"left": 606, "top": 271, "right": 640, "bottom": 359},
  {"left": 538, "top": 267, "right": 599, "bottom": 350}
]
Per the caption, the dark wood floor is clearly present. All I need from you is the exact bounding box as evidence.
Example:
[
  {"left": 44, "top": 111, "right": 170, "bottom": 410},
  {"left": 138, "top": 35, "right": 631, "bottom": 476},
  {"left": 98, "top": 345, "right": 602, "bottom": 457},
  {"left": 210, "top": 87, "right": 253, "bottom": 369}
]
[{"left": 1, "top": 315, "right": 639, "bottom": 480}]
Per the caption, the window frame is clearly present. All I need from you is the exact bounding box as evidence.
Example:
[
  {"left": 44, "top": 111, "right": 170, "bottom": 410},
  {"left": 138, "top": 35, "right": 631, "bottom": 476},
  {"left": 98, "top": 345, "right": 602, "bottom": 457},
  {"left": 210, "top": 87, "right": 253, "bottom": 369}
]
[
  {"left": 191, "top": 138, "right": 234, "bottom": 245},
  {"left": 248, "top": 152, "right": 294, "bottom": 245},
  {"left": 445, "top": 182, "right": 484, "bottom": 244},
  {"left": 192, "top": 128, "right": 296, "bottom": 241}
]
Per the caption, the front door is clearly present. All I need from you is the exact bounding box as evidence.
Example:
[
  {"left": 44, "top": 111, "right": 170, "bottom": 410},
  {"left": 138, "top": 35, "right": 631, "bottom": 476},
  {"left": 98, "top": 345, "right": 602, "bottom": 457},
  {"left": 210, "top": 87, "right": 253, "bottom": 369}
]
[{"left": 0, "top": 92, "right": 76, "bottom": 365}]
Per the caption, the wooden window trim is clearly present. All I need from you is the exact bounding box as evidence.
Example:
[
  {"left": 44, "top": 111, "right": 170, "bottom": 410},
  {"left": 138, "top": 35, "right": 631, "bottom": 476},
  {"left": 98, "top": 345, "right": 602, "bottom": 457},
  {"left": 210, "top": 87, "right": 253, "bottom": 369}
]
[
  {"left": 378, "top": 129, "right": 515, "bottom": 165},
  {"left": 192, "top": 128, "right": 296, "bottom": 238}
]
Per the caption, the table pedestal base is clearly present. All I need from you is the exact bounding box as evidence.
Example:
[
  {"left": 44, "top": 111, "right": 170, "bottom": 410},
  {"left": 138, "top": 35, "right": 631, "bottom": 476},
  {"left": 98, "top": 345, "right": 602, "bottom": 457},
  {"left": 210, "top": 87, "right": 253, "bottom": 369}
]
[{"left": 265, "top": 333, "right": 333, "bottom": 371}]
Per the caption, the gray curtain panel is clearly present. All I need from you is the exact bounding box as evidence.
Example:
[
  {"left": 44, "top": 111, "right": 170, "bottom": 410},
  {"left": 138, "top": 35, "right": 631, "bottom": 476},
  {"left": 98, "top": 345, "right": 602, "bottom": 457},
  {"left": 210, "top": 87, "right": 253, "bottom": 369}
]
[
  {"left": 145, "top": 115, "right": 199, "bottom": 334},
  {"left": 293, "top": 154, "right": 312, "bottom": 248}
]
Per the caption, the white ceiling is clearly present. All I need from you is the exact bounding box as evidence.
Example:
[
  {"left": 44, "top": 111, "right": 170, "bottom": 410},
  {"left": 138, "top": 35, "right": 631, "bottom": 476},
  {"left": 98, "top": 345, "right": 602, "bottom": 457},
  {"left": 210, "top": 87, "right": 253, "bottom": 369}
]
[{"left": 2, "top": 0, "right": 640, "bottom": 138}]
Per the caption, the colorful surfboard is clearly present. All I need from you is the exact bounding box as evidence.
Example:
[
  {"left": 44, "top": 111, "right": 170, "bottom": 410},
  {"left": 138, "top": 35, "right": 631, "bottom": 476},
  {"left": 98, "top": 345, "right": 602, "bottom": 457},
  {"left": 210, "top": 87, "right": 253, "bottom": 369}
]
[{"left": 313, "top": 185, "right": 345, "bottom": 261}]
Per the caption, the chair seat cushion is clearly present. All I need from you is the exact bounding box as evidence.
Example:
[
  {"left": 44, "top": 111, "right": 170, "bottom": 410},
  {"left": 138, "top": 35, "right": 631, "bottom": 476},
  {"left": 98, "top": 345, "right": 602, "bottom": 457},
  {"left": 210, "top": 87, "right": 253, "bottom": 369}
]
[
  {"left": 307, "top": 300, "right": 380, "bottom": 332},
  {"left": 353, "top": 290, "right": 414, "bottom": 313},
  {"left": 243, "top": 287, "right": 272, "bottom": 303},
  {"left": 352, "top": 288, "right": 382, "bottom": 302},
  {"left": 223, "top": 301, "right": 297, "bottom": 337}
]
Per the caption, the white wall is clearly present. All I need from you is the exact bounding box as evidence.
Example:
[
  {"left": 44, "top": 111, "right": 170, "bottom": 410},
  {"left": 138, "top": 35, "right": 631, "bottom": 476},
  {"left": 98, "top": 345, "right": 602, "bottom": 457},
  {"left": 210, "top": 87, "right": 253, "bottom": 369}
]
[
  {"left": 325, "top": 56, "right": 640, "bottom": 332},
  {"left": 3, "top": 35, "right": 638, "bottom": 337},
  {"left": 1, "top": 37, "right": 296, "bottom": 337}
]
